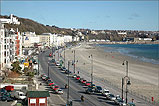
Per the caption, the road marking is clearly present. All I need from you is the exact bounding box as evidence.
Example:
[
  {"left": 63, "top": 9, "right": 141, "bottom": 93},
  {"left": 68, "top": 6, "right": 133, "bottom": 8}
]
[{"left": 57, "top": 95, "right": 66, "bottom": 103}]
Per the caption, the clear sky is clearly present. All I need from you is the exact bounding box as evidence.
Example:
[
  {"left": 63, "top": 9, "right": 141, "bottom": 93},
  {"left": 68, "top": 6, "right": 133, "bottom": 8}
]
[{"left": 1, "top": 1, "right": 159, "bottom": 31}]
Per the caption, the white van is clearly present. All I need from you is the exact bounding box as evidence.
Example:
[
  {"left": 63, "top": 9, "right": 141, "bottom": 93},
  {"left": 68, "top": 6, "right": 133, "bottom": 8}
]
[
  {"left": 102, "top": 89, "right": 110, "bottom": 97},
  {"left": 11, "top": 91, "right": 26, "bottom": 100}
]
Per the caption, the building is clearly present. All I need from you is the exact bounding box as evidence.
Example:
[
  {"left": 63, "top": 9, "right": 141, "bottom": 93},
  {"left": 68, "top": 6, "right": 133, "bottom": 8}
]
[
  {"left": 37, "top": 33, "right": 57, "bottom": 47},
  {"left": 0, "top": 14, "right": 21, "bottom": 70},
  {"left": 0, "top": 14, "right": 20, "bottom": 25},
  {"left": 22, "top": 32, "right": 40, "bottom": 48},
  {"left": 27, "top": 91, "right": 50, "bottom": 106}
]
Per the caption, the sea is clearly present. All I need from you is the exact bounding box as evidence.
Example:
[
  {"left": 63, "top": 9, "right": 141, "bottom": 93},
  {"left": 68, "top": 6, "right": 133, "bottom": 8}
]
[{"left": 96, "top": 44, "right": 159, "bottom": 64}]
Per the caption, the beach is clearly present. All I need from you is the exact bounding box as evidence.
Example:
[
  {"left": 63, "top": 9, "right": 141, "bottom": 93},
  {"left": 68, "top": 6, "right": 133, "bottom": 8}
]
[{"left": 63, "top": 42, "right": 159, "bottom": 102}]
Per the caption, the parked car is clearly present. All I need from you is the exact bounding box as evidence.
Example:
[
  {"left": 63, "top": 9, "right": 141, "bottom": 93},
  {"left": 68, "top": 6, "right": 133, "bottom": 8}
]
[
  {"left": 50, "top": 84, "right": 56, "bottom": 89},
  {"left": 49, "top": 53, "right": 52, "bottom": 57},
  {"left": 85, "top": 87, "right": 94, "bottom": 94},
  {"left": 107, "top": 94, "right": 116, "bottom": 101},
  {"left": 114, "top": 98, "right": 126, "bottom": 106},
  {"left": 47, "top": 79, "right": 52, "bottom": 84},
  {"left": 44, "top": 77, "right": 50, "bottom": 81},
  {"left": 52, "top": 59, "right": 55, "bottom": 63},
  {"left": 76, "top": 76, "right": 80, "bottom": 80},
  {"left": 79, "top": 78, "right": 84, "bottom": 82},
  {"left": 48, "top": 82, "right": 54, "bottom": 86},
  {"left": 85, "top": 82, "right": 91, "bottom": 86},
  {"left": 61, "top": 67, "right": 67, "bottom": 71},
  {"left": 65, "top": 70, "right": 71, "bottom": 74},
  {"left": 102, "top": 89, "right": 110, "bottom": 97},
  {"left": 41, "top": 75, "right": 47, "bottom": 80},
  {"left": 72, "top": 74, "right": 77, "bottom": 78},
  {"left": 55, "top": 89, "right": 63, "bottom": 94},
  {"left": 56, "top": 61, "right": 60, "bottom": 66},
  {"left": 11, "top": 91, "right": 26, "bottom": 100},
  {"left": 82, "top": 80, "right": 87, "bottom": 84},
  {"left": 53, "top": 86, "right": 59, "bottom": 91},
  {"left": 95, "top": 86, "right": 102, "bottom": 93},
  {"left": 88, "top": 84, "right": 96, "bottom": 88}
]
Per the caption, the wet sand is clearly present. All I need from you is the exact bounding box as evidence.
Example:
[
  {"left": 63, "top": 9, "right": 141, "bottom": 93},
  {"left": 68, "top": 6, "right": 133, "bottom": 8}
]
[{"left": 64, "top": 42, "right": 159, "bottom": 101}]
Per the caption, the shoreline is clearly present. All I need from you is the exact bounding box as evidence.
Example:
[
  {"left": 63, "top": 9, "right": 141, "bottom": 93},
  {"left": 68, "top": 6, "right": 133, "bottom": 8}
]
[
  {"left": 95, "top": 41, "right": 159, "bottom": 44},
  {"left": 92, "top": 43, "right": 159, "bottom": 65}
]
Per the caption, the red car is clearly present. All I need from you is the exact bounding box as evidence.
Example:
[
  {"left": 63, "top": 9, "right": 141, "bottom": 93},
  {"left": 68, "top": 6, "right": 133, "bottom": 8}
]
[
  {"left": 49, "top": 82, "right": 54, "bottom": 86},
  {"left": 76, "top": 76, "right": 80, "bottom": 80},
  {"left": 53, "top": 85, "right": 59, "bottom": 91},
  {"left": 85, "top": 82, "right": 91, "bottom": 86},
  {"left": 82, "top": 80, "right": 87, "bottom": 84},
  {"left": 49, "top": 53, "right": 52, "bottom": 57}
]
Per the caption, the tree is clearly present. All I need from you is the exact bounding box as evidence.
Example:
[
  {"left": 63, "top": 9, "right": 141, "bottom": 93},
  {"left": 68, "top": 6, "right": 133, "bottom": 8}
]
[{"left": 11, "top": 61, "right": 22, "bottom": 74}]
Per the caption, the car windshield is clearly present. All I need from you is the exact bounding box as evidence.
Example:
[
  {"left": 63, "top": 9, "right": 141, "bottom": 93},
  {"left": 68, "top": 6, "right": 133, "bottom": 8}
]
[
  {"left": 109, "top": 94, "right": 115, "bottom": 97},
  {"left": 97, "top": 87, "right": 102, "bottom": 90}
]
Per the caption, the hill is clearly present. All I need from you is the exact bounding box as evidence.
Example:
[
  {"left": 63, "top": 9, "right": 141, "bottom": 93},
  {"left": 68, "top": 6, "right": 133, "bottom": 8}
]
[{"left": 0, "top": 15, "right": 73, "bottom": 35}]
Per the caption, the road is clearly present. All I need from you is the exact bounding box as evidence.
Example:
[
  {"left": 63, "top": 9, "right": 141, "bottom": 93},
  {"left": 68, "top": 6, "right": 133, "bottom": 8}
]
[{"left": 39, "top": 50, "right": 116, "bottom": 106}]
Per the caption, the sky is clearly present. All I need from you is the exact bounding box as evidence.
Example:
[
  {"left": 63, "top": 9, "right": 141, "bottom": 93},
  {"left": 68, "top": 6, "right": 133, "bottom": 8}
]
[{"left": 1, "top": 1, "right": 159, "bottom": 31}]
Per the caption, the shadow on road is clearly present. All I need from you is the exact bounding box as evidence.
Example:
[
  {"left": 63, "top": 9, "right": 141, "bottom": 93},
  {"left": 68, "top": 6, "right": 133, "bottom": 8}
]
[{"left": 72, "top": 99, "right": 82, "bottom": 102}]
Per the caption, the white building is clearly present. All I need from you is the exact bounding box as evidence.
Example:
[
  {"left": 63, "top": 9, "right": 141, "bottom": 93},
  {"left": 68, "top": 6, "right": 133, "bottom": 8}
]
[
  {"left": 22, "top": 32, "right": 39, "bottom": 47},
  {"left": 0, "top": 14, "right": 20, "bottom": 25},
  {"left": 117, "top": 31, "right": 127, "bottom": 35},
  {"left": 0, "top": 14, "right": 21, "bottom": 70},
  {"left": 37, "top": 33, "right": 57, "bottom": 47}
]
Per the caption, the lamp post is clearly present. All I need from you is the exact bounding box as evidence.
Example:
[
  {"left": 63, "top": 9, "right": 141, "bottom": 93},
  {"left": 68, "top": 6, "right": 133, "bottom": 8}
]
[
  {"left": 38, "top": 52, "right": 40, "bottom": 75},
  {"left": 48, "top": 62, "right": 50, "bottom": 78},
  {"left": 67, "top": 60, "right": 72, "bottom": 106},
  {"left": 122, "top": 60, "right": 131, "bottom": 104},
  {"left": 72, "top": 50, "right": 75, "bottom": 73},
  {"left": 64, "top": 46, "right": 66, "bottom": 67},
  {"left": 89, "top": 54, "right": 93, "bottom": 87},
  {"left": 58, "top": 49, "right": 59, "bottom": 61}
]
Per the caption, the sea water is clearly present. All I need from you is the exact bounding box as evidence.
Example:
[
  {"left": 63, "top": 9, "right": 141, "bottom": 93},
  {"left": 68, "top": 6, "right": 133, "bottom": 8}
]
[{"left": 96, "top": 44, "right": 159, "bottom": 64}]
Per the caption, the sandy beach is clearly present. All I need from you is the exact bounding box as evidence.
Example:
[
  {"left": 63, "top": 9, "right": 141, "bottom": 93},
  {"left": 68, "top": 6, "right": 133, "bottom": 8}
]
[{"left": 63, "top": 42, "right": 159, "bottom": 102}]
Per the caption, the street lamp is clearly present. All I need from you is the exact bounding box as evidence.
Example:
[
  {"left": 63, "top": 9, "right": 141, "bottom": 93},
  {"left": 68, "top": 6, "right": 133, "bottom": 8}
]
[
  {"left": 58, "top": 49, "right": 59, "bottom": 61},
  {"left": 122, "top": 60, "right": 131, "bottom": 104},
  {"left": 48, "top": 62, "right": 50, "bottom": 78},
  {"left": 38, "top": 51, "right": 40, "bottom": 75},
  {"left": 89, "top": 54, "right": 93, "bottom": 87},
  {"left": 64, "top": 46, "right": 66, "bottom": 68},
  {"left": 67, "top": 60, "right": 72, "bottom": 106},
  {"left": 72, "top": 50, "right": 76, "bottom": 73}
]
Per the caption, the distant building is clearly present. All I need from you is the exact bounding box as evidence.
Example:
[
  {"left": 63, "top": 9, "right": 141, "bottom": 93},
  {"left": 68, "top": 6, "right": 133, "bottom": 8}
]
[
  {"left": 22, "top": 32, "right": 39, "bottom": 47},
  {"left": 0, "top": 14, "right": 20, "bottom": 25}
]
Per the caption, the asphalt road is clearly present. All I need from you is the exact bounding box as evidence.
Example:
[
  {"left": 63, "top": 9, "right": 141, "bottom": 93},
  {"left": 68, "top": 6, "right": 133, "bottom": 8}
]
[{"left": 39, "top": 50, "right": 115, "bottom": 106}]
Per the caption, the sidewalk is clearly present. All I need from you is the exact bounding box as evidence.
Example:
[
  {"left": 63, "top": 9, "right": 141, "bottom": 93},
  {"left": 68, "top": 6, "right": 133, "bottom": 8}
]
[{"left": 33, "top": 63, "right": 66, "bottom": 106}]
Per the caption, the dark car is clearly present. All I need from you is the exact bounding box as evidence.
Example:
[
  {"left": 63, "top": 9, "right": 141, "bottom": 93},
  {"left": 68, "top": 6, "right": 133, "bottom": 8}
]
[
  {"left": 88, "top": 84, "right": 96, "bottom": 88},
  {"left": 65, "top": 70, "right": 71, "bottom": 74},
  {"left": 85, "top": 87, "right": 94, "bottom": 94},
  {"left": 61, "top": 67, "right": 67, "bottom": 71},
  {"left": 95, "top": 86, "right": 102, "bottom": 93},
  {"left": 51, "top": 59, "right": 55, "bottom": 63},
  {"left": 0, "top": 96, "right": 7, "bottom": 101}
]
